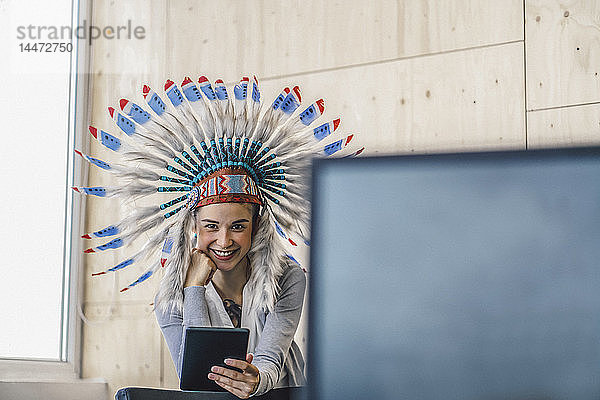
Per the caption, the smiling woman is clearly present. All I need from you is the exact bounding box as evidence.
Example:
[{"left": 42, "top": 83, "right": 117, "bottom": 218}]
[{"left": 154, "top": 170, "right": 307, "bottom": 398}]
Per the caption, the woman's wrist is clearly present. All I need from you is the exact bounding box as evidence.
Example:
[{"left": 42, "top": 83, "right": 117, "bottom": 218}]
[{"left": 184, "top": 272, "right": 207, "bottom": 287}]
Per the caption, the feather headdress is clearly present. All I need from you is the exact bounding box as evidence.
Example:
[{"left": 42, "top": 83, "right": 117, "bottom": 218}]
[{"left": 74, "top": 75, "right": 363, "bottom": 314}]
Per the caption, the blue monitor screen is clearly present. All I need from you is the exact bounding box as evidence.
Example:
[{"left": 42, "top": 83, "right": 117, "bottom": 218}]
[{"left": 309, "top": 148, "right": 600, "bottom": 400}]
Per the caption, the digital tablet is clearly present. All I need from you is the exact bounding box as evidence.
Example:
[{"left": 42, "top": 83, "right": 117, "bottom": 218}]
[{"left": 180, "top": 327, "right": 250, "bottom": 392}]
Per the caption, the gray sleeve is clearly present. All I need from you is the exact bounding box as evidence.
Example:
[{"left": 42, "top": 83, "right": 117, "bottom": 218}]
[
  {"left": 252, "top": 267, "right": 307, "bottom": 396},
  {"left": 154, "top": 286, "right": 212, "bottom": 377}
]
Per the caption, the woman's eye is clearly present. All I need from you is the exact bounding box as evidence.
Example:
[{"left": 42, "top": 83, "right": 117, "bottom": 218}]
[
  {"left": 231, "top": 224, "right": 246, "bottom": 231},
  {"left": 204, "top": 224, "right": 218, "bottom": 230}
]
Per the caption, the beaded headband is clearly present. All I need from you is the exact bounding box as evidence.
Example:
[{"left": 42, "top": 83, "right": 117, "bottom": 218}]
[{"left": 186, "top": 168, "right": 262, "bottom": 209}]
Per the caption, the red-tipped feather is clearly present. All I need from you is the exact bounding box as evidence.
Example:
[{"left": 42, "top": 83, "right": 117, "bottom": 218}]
[
  {"left": 241, "top": 76, "right": 249, "bottom": 82},
  {"left": 84, "top": 248, "right": 95, "bottom": 253},
  {"left": 120, "top": 287, "right": 129, "bottom": 292},
  {"left": 316, "top": 99, "right": 325, "bottom": 114},
  {"left": 289, "top": 238, "right": 297, "bottom": 246},
  {"left": 81, "top": 234, "right": 92, "bottom": 239},
  {"left": 108, "top": 107, "right": 115, "bottom": 118},
  {"left": 71, "top": 187, "right": 81, "bottom": 193},
  {"left": 119, "top": 99, "right": 129, "bottom": 110},
  {"left": 88, "top": 126, "right": 98, "bottom": 138},
  {"left": 215, "top": 79, "right": 224, "bottom": 85},
  {"left": 355, "top": 147, "right": 365, "bottom": 155},
  {"left": 165, "top": 79, "right": 174, "bottom": 90},
  {"left": 283, "top": 87, "right": 290, "bottom": 94},
  {"left": 293, "top": 86, "right": 302, "bottom": 103},
  {"left": 182, "top": 77, "right": 192, "bottom": 86},
  {"left": 142, "top": 85, "right": 150, "bottom": 98},
  {"left": 198, "top": 75, "right": 209, "bottom": 83},
  {"left": 74, "top": 149, "right": 83, "bottom": 158},
  {"left": 333, "top": 118, "right": 341, "bottom": 131},
  {"left": 345, "top": 134, "right": 354, "bottom": 145},
  {"left": 91, "top": 271, "right": 106, "bottom": 276}
]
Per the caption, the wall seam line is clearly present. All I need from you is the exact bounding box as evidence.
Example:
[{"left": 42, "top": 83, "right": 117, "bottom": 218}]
[
  {"left": 253, "top": 39, "right": 525, "bottom": 83},
  {"left": 528, "top": 100, "right": 600, "bottom": 113}
]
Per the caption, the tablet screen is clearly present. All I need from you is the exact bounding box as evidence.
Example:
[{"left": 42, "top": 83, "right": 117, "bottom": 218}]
[{"left": 180, "top": 327, "right": 249, "bottom": 392}]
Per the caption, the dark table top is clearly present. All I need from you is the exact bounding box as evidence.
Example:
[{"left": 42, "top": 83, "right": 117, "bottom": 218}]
[{"left": 116, "top": 386, "right": 305, "bottom": 400}]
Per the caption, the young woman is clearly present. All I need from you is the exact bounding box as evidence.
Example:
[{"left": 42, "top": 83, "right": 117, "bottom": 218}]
[{"left": 155, "top": 197, "right": 306, "bottom": 398}]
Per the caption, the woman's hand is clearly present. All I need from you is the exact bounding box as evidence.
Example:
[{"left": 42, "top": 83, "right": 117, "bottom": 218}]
[
  {"left": 208, "top": 353, "right": 260, "bottom": 399},
  {"left": 184, "top": 248, "right": 217, "bottom": 287}
]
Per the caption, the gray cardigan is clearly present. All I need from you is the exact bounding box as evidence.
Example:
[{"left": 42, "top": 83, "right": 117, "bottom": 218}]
[{"left": 155, "top": 265, "right": 307, "bottom": 396}]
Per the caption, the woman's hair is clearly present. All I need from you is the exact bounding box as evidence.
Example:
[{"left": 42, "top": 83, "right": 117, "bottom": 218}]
[{"left": 249, "top": 203, "right": 260, "bottom": 232}]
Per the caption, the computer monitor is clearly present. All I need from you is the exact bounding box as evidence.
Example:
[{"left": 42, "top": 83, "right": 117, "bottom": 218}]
[{"left": 308, "top": 147, "right": 600, "bottom": 400}]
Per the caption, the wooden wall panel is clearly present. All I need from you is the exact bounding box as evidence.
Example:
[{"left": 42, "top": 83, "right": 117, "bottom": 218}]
[
  {"left": 401, "top": 42, "right": 525, "bottom": 152},
  {"left": 86, "top": 0, "right": 171, "bottom": 303},
  {"left": 163, "top": 0, "right": 523, "bottom": 82},
  {"left": 526, "top": 0, "right": 600, "bottom": 110},
  {"left": 528, "top": 104, "right": 600, "bottom": 148},
  {"left": 399, "top": 0, "right": 523, "bottom": 56},
  {"left": 261, "top": 42, "right": 525, "bottom": 155},
  {"left": 81, "top": 303, "right": 161, "bottom": 398},
  {"left": 83, "top": 2, "right": 171, "bottom": 398},
  {"left": 164, "top": 0, "right": 399, "bottom": 82}
]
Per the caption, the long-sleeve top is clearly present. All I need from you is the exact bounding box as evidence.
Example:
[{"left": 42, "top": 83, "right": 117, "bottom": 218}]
[{"left": 155, "top": 265, "right": 307, "bottom": 396}]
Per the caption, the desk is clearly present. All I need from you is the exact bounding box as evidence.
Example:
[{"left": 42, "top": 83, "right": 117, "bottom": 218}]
[{"left": 115, "top": 386, "right": 304, "bottom": 400}]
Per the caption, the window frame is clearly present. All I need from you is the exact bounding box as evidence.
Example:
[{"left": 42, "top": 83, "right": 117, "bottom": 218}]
[{"left": 0, "top": 0, "right": 91, "bottom": 379}]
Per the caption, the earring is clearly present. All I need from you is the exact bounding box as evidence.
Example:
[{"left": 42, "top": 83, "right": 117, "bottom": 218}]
[{"left": 193, "top": 233, "right": 197, "bottom": 241}]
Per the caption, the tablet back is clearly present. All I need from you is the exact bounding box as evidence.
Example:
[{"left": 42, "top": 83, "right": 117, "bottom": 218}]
[{"left": 180, "top": 327, "right": 249, "bottom": 392}]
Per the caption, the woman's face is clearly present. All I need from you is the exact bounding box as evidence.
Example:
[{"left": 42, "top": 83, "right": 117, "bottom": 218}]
[{"left": 193, "top": 202, "right": 255, "bottom": 272}]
